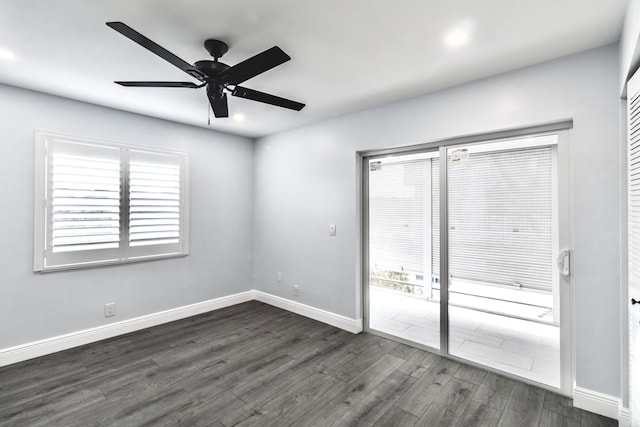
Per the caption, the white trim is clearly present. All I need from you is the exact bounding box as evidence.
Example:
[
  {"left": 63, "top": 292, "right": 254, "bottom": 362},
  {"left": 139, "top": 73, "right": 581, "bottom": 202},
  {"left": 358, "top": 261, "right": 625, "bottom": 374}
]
[
  {"left": 254, "top": 291, "right": 363, "bottom": 334},
  {"left": 573, "top": 386, "right": 622, "bottom": 420},
  {"left": 0, "top": 291, "right": 254, "bottom": 368},
  {"left": 618, "top": 407, "right": 631, "bottom": 427},
  {"left": 0, "top": 290, "right": 363, "bottom": 368}
]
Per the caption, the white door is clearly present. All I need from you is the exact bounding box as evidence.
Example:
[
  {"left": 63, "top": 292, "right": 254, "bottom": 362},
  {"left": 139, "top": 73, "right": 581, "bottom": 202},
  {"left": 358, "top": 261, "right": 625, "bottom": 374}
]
[{"left": 627, "top": 67, "right": 640, "bottom": 427}]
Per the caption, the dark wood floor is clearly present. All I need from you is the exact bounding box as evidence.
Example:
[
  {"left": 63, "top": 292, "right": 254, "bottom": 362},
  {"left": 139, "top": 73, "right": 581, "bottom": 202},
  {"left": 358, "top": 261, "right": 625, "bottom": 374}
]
[{"left": 0, "top": 301, "right": 617, "bottom": 426}]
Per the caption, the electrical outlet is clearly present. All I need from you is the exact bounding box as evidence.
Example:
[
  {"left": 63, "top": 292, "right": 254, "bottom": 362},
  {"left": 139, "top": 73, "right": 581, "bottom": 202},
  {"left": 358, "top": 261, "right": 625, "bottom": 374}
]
[
  {"left": 104, "top": 302, "right": 116, "bottom": 317},
  {"left": 277, "top": 272, "right": 283, "bottom": 282},
  {"left": 293, "top": 285, "right": 300, "bottom": 297}
]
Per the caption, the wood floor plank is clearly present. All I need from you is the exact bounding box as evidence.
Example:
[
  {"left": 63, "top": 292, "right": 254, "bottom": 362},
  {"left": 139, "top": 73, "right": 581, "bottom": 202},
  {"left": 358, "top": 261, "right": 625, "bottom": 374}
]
[
  {"left": 332, "top": 370, "right": 417, "bottom": 426},
  {"left": 395, "top": 345, "right": 439, "bottom": 379},
  {"left": 580, "top": 410, "right": 619, "bottom": 427},
  {"left": 230, "top": 339, "right": 351, "bottom": 405},
  {"left": 327, "top": 338, "right": 398, "bottom": 382},
  {"left": 373, "top": 406, "right": 419, "bottom": 426},
  {"left": 101, "top": 362, "right": 202, "bottom": 401},
  {"left": 2, "top": 388, "right": 106, "bottom": 427},
  {"left": 539, "top": 409, "right": 581, "bottom": 427},
  {"left": 497, "top": 382, "right": 546, "bottom": 427},
  {"left": 295, "top": 353, "right": 405, "bottom": 426},
  {"left": 0, "top": 360, "right": 92, "bottom": 412},
  {"left": 472, "top": 371, "right": 517, "bottom": 411},
  {"left": 166, "top": 388, "right": 256, "bottom": 427},
  {"left": 0, "top": 354, "right": 88, "bottom": 392},
  {"left": 230, "top": 356, "right": 325, "bottom": 405},
  {"left": 542, "top": 391, "right": 582, "bottom": 423},
  {"left": 229, "top": 373, "right": 344, "bottom": 427},
  {"left": 79, "top": 388, "right": 197, "bottom": 427},
  {"left": 394, "top": 357, "right": 461, "bottom": 417},
  {"left": 454, "top": 363, "right": 488, "bottom": 385},
  {"left": 418, "top": 377, "right": 478, "bottom": 426},
  {"left": 456, "top": 401, "right": 503, "bottom": 427}
]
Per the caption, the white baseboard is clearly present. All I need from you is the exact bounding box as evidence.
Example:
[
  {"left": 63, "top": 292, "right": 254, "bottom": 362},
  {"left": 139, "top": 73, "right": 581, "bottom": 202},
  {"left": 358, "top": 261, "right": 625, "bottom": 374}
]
[
  {"left": 0, "top": 290, "right": 362, "bottom": 368},
  {"left": 0, "top": 291, "right": 254, "bottom": 368},
  {"left": 573, "top": 386, "right": 624, "bottom": 421},
  {"left": 253, "top": 291, "right": 363, "bottom": 334},
  {"left": 617, "top": 407, "right": 631, "bottom": 427}
]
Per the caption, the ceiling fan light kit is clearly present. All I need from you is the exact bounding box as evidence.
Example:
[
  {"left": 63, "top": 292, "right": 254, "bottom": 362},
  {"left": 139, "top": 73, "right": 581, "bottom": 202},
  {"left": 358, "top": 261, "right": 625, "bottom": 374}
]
[{"left": 106, "top": 22, "right": 305, "bottom": 120}]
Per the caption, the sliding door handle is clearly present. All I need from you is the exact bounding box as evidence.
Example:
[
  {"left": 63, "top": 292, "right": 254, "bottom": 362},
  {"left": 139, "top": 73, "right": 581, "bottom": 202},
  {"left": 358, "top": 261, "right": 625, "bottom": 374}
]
[
  {"left": 557, "top": 249, "right": 570, "bottom": 277},
  {"left": 633, "top": 298, "right": 639, "bottom": 305}
]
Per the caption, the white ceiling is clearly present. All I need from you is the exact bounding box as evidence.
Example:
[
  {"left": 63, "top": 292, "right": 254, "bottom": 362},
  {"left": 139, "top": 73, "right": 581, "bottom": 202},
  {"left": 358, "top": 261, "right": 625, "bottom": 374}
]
[{"left": 0, "top": 0, "right": 629, "bottom": 138}]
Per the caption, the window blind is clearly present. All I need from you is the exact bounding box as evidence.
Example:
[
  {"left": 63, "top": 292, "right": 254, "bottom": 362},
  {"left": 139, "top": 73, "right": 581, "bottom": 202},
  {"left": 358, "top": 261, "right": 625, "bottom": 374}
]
[
  {"left": 369, "top": 159, "right": 425, "bottom": 272},
  {"left": 447, "top": 146, "right": 553, "bottom": 291}
]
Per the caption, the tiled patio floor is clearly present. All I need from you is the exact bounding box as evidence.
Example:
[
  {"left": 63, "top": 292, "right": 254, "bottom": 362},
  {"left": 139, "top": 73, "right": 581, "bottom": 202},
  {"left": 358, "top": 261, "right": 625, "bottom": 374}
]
[{"left": 368, "top": 286, "right": 560, "bottom": 388}]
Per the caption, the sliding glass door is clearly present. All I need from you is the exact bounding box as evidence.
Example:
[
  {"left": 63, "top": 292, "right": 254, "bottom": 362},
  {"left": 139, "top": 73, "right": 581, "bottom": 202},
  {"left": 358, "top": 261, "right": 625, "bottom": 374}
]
[
  {"left": 364, "top": 130, "right": 571, "bottom": 393},
  {"left": 444, "top": 135, "right": 568, "bottom": 390}
]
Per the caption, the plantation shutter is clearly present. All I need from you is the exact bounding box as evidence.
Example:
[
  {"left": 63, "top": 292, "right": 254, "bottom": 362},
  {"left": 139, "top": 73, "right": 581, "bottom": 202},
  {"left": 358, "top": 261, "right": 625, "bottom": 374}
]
[
  {"left": 627, "top": 68, "right": 640, "bottom": 427},
  {"left": 35, "top": 132, "right": 189, "bottom": 271},
  {"left": 447, "top": 146, "right": 553, "bottom": 291},
  {"left": 45, "top": 140, "right": 122, "bottom": 268},
  {"left": 369, "top": 160, "right": 425, "bottom": 272},
  {"left": 127, "top": 150, "right": 185, "bottom": 258}
]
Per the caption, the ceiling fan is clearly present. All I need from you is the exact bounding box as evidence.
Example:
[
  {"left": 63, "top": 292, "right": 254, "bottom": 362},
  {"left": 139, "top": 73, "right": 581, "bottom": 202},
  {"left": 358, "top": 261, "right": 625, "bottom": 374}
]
[{"left": 106, "top": 22, "right": 305, "bottom": 119}]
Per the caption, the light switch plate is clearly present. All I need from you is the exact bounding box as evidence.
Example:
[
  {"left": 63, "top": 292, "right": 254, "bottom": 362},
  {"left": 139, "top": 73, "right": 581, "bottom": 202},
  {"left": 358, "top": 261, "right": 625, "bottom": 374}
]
[{"left": 329, "top": 224, "right": 336, "bottom": 236}]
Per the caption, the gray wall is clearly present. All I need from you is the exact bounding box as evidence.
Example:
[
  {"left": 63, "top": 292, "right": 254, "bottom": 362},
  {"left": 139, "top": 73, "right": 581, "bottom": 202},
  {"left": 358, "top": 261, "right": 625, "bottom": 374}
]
[
  {"left": 253, "top": 45, "right": 622, "bottom": 397},
  {"left": 0, "top": 84, "right": 254, "bottom": 349}
]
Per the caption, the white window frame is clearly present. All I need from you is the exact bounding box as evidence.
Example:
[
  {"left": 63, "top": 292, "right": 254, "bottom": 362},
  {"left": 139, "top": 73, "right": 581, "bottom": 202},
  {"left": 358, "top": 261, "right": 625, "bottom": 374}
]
[{"left": 34, "top": 131, "right": 190, "bottom": 272}]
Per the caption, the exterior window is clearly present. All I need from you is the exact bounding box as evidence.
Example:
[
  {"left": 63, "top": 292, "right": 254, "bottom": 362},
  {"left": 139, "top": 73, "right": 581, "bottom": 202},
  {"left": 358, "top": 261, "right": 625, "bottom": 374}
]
[{"left": 34, "top": 132, "right": 189, "bottom": 271}]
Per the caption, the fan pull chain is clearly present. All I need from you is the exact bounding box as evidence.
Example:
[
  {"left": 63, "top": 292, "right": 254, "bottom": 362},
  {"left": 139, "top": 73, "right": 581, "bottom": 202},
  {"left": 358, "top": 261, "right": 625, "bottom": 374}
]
[{"left": 208, "top": 102, "right": 211, "bottom": 126}]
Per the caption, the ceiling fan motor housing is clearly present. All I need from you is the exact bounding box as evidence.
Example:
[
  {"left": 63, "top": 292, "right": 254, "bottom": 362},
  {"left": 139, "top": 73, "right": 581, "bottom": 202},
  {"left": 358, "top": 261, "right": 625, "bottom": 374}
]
[
  {"left": 195, "top": 60, "right": 230, "bottom": 99},
  {"left": 194, "top": 60, "right": 230, "bottom": 80}
]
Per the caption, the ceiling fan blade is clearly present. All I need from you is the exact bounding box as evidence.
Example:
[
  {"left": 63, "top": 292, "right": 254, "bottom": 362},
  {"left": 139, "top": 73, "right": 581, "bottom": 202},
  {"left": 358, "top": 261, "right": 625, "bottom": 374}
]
[
  {"left": 115, "top": 81, "right": 203, "bottom": 88},
  {"left": 218, "top": 46, "right": 290, "bottom": 85},
  {"left": 106, "top": 22, "right": 207, "bottom": 81},
  {"left": 208, "top": 92, "right": 229, "bottom": 118},
  {"left": 232, "top": 86, "right": 305, "bottom": 111}
]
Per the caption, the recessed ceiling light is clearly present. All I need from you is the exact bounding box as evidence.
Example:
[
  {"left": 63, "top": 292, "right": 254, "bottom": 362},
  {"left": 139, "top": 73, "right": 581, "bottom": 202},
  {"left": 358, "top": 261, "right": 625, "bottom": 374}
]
[
  {"left": 444, "top": 21, "right": 474, "bottom": 48},
  {"left": 445, "top": 30, "right": 469, "bottom": 48},
  {"left": 233, "top": 113, "right": 245, "bottom": 122},
  {"left": 0, "top": 47, "right": 16, "bottom": 62}
]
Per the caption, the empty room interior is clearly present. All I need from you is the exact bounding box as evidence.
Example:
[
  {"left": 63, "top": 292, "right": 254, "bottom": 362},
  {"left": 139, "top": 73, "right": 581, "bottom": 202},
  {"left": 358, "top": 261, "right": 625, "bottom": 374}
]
[{"left": 1, "top": 0, "right": 640, "bottom": 425}]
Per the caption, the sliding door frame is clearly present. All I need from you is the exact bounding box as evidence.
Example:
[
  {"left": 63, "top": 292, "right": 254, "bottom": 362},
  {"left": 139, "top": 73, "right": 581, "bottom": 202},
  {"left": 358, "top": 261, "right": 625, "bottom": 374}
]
[{"left": 361, "top": 120, "right": 574, "bottom": 395}]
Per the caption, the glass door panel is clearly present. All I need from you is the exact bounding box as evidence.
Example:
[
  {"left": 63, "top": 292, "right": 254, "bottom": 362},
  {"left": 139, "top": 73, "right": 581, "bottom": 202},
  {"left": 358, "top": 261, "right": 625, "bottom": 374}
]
[
  {"left": 445, "top": 137, "right": 562, "bottom": 388},
  {"left": 367, "top": 151, "right": 440, "bottom": 349}
]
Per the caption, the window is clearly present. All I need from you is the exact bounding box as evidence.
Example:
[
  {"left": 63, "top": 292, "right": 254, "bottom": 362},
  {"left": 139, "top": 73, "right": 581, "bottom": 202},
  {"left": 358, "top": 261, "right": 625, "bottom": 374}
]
[{"left": 34, "top": 132, "right": 189, "bottom": 271}]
